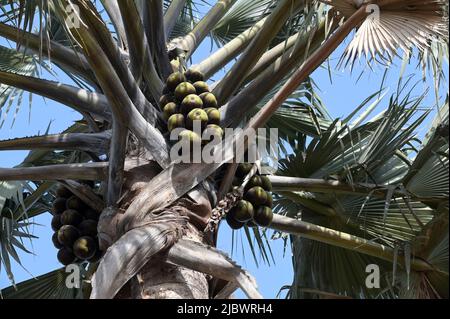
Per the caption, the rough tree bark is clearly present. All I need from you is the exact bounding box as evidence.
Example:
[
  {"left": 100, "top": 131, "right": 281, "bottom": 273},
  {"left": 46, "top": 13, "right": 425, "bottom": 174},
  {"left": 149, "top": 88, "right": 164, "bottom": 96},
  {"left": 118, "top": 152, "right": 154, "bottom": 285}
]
[{"left": 98, "top": 156, "right": 216, "bottom": 299}]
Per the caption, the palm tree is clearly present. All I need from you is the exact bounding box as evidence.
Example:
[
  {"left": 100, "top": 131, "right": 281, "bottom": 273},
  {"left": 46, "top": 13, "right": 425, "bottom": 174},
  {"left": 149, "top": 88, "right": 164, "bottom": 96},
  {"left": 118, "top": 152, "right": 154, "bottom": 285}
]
[{"left": 0, "top": 0, "right": 448, "bottom": 299}]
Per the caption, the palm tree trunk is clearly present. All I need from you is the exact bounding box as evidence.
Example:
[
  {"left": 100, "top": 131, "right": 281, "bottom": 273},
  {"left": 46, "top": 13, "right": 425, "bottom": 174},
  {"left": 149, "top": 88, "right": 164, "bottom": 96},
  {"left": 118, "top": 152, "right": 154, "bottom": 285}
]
[
  {"left": 128, "top": 224, "right": 210, "bottom": 299},
  {"left": 97, "top": 167, "right": 215, "bottom": 299}
]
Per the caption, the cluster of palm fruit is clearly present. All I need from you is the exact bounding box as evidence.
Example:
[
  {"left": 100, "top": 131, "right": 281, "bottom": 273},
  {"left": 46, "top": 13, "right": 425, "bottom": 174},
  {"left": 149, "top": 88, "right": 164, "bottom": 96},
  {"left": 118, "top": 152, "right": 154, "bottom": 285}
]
[
  {"left": 160, "top": 69, "right": 223, "bottom": 145},
  {"left": 51, "top": 185, "right": 102, "bottom": 266},
  {"left": 226, "top": 163, "right": 274, "bottom": 230}
]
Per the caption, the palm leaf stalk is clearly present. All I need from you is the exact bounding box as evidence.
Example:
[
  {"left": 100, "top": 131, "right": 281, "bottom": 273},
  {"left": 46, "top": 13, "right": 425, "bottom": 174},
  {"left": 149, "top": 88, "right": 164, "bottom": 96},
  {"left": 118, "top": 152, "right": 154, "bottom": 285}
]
[
  {"left": 172, "top": 0, "right": 238, "bottom": 59},
  {"left": 193, "top": 16, "right": 268, "bottom": 79},
  {"left": 213, "top": 0, "right": 306, "bottom": 104},
  {"left": 217, "top": 5, "right": 370, "bottom": 196},
  {"left": 164, "top": 0, "right": 188, "bottom": 39},
  {"left": 0, "top": 70, "right": 111, "bottom": 120},
  {"left": 270, "top": 214, "right": 433, "bottom": 272},
  {"left": 0, "top": 22, "right": 93, "bottom": 81},
  {"left": 0, "top": 131, "right": 111, "bottom": 154}
]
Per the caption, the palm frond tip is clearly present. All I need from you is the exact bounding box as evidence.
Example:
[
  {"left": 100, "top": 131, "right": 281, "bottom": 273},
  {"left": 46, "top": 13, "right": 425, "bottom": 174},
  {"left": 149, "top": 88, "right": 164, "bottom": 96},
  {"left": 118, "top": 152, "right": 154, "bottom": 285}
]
[{"left": 324, "top": 0, "right": 448, "bottom": 68}]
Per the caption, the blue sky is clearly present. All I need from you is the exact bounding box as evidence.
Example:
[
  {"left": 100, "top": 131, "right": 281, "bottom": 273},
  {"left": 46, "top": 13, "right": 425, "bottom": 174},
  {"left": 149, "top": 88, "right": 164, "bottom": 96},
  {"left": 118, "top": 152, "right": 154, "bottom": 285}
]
[{"left": 0, "top": 5, "right": 448, "bottom": 299}]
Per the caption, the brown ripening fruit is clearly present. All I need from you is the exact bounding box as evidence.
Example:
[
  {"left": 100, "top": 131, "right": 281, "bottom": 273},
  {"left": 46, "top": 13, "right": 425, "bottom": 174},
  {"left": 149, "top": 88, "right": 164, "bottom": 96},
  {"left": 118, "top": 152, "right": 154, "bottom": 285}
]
[
  {"left": 163, "top": 102, "right": 179, "bottom": 120},
  {"left": 193, "top": 81, "right": 210, "bottom": 94},
  {"left": 185, "top": 69, "right": 204, "bottom": 83},
  {"left": 52, "top": 232, "right": 64, "bottom": 249},
  {"left": 166, "top": 72, "right": 186, "bottom": 91},
  {"left": 244, "top": 186, "right": 268, "bottom": 206},
  {"left": 78, "top": 219, "right": 98, "bottom": 237},
  {"left": 167, "top": 114, "right": 185, "bottom": 132},
  {"left": 254, "top": 206, "right": 273, "bottom": 227},
  {"left": 57, "top": 225, "right": 80, "bottom": 247},
  {"left": 181, "top": 94, "right": 203, "bottom": 114},
  {"left": 56, "top": 186, "right": 72, "bottom": 198},
  {"left": 186, "top": 108, "right": 208, "bottom": 130},
  {"left": 159, "top": 94, "right": 174, "bottom": 108},
  {"left": 51, "top": 215, "right": 62, "bottom": 231},
  {"left": 66, "top": 196, "right": 85, "bottom": 211},
  {"left": 73, "top": 236, "right": 97, "bottom": 260},
  {"left": 204, "top": 108, "right": 221, "bottom": 125},
  {"left": 232, "top": 200, "right": 254, "bottom": 223},
  {"left": 225, "top": 210, "right": 246, "bottom": 230},
  {"left": 61, "top": 209, "right": 84, "bottom": 226},
  {"left": 57, "top": 248, "right": 76, "bottom": 266},
  {"left": 260, "top": 175, "right": 272, "bottom": 192},
  {"left": 52, "top": 197, "right": 67, "bottom": 215},
  {"left": 199, "top": 92, "right": 218, "bottom": 109},
  {"left": 175, "top": 82, "right": 196, "bottom": 102},
  {"left": 236, "top": 163, "right": 253, "bottom": 178}
]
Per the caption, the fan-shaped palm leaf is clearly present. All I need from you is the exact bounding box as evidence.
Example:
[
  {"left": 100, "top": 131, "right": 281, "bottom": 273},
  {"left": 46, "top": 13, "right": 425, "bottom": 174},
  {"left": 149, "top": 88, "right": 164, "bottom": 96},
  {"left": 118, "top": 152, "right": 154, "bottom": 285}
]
[{"left": 323, "top": 0, "right": 448, "bottom": 68}]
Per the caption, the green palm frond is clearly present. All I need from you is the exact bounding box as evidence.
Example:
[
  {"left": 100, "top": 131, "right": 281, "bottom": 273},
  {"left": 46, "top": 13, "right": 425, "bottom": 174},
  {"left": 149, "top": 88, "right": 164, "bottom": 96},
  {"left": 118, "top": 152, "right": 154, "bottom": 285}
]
[
  {"left": 325, "top": 0, "right": 449, "bottom": 69},
  {"left": 0, "top": 45, "right": 37, "bottom": 125},
  {"left": 1, "top": 267, "right": 84, "bottom": 299},
  {"left": 275, "top": 84, "right": 444, "bottom": 298},
  {"left": 256, "top": 78, "right": 332, "bottom": 140},
  {"left": 211, "top": 0, "right": 275, "bottom": 45},
  {"left": 404, "top": 100, "right": 449, "bottom": 203},
  {"left": 0, "top": 181, "right": 37, "bottom": 286}
]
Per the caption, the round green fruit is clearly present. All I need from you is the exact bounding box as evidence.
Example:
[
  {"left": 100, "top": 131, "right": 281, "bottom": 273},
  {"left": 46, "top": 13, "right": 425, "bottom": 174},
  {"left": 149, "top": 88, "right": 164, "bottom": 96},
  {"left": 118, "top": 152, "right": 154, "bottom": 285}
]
[
  {"left": 245, "top": 175, "right": 264, "bottom": 190},
  {"left": 232, "top": 200, "right": 254, "bottom": 222},
  {"left": 56, "top": 186, "right": 72, "bottom": 198},
  {"left": 175, "top": 82, "right": 196, "bottom": 102},
  {"left": 78, "top": 219, "right": 98, "bottom": 237},
  {"left": 236, "top": 163, "right": 253, "bottom": 178},
  {"left": 57, "top": 225, "right": 80, "bottom": 247},
  {"left": 254, "top": 206, "right": 273, "bottom": 227},
  {"left": 186, "top": 108, "right": 208, "bottom": 130},
  {"left": 61, "top": 209, "right": 84, "bottom": 226},
  {"left": 83, "top": 208, "right": 100, "bottom": 221},
  {"left": 181, "top": 94, "right": 203, "bottom": 114},
  {"left": 57, "top": 248, "right": 76, "bottom": 266},
  {"left": 51, "top": 215, "right": 62, "bottom": 231},
  {"left": 204, "top": 107, "right": 221, "bottom": 125},
  {"left": 244, "top": 186, "right": 268, "bottom": 206},
  {"left": 199, "top": 92, "right": 218, "bottom": 108},
  {"left": 265, "top": 194, "right": 273, "bottom": 208},
  {"left": 193, "top": 81, "right": 210, "bottom": 94},
  {"left": 52, "top": 197, "right": 67, "bottom": 215},
  {"left": 185, "top": 69, "right": 204, "bottom": 83},
  {"left": 260, "top": 175, "right": 272, "bottom": 192},
  {"left": 225, "top": 211, "right": 246, "bottom": 230},
  {"left": 203, "top": 124, "right": 224, "bottom": 143},
  {"left": 52, "top": 232, "right": 64, "bottom": 249},
  {"left": 159, "top": 94, "right": 174, "bottom": 108},
  {"left": 178, "top": 129, "right": 202, "bottom": 144},
  {"left": 167, "top": 114, "right": 185, "bottom": 132},
  {"left": 166, "top": 72, "right": 186, "bottom": 91},
  {"left": 73, "top": 236, "right": 97, "bottom": 260},
  {"left": 163, "top": 102, "right": 179, "bottom": 120},
  {"left": 66, "top": 196, "right": 85, "bottom": 211}
]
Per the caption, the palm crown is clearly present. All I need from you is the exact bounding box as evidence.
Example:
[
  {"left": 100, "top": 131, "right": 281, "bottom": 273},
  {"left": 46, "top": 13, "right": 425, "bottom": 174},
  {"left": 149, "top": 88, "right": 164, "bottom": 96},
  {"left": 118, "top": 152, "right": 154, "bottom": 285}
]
[{"left": 0, "top": 0, "right": 448, "bottom": 299}]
